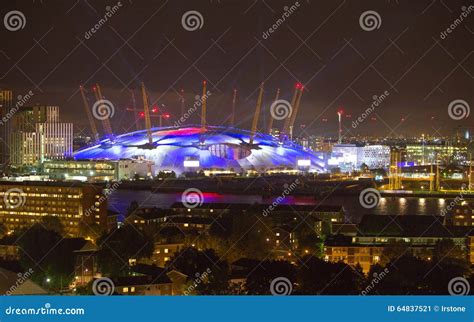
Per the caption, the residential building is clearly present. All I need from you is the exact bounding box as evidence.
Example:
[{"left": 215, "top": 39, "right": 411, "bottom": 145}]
[{"left": 0, "top": 182, "right": 108, "bottom": 237}]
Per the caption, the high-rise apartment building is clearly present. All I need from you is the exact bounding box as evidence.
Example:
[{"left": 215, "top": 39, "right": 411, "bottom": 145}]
[
  {"left": 0, "top": 89, "right": 13, "bottom": 169},
  {"left": 9, "top": 105, "right": 73, "bottom": 170}
]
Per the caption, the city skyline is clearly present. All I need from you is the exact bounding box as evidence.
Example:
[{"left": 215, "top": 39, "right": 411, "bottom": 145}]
[{"left": 0, "top": 0, "right": 473, "bottom": 309}]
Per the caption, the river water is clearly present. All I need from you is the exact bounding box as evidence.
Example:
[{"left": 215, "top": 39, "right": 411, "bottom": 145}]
[{"left": 108, "top": 190, "right": 468, "bottom": 223}]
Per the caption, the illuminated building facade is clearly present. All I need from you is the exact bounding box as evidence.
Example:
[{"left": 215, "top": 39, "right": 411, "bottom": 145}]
[
  {"left": 0, "top": 182, "right": 107, "bottom": 237},
  {"left": 405, "top": 142, "right": 467, "bottom": 165},
  {"left": 0, "top": 89, "right": 13, "bottom": 168},
  {"left": 329, "top": 144, "right": 390, "bottom": 171},
  {"left": 43, "top": 158, "right": 154, "bottom": 182},
  {"left": 9, "top": 106, "right": 73, "bottom": 170}
]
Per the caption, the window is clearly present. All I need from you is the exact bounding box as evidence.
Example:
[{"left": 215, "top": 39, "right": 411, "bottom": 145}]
[
  {"left": 123, "top": 287, "right": 129, "bottom": 293},
  {"left": 164, "top": 248, "right": 169, "bottom": 253}
]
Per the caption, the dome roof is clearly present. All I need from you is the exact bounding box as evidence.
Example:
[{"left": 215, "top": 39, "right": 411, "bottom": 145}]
[{"left": 74, "top": 126, "right": 325, "bottom": 174}]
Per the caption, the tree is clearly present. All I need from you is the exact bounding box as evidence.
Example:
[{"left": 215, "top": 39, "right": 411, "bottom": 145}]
[
  {"left": 297, "top": 256, "right": 363, "bottom": 294},
  {"left": 433, "top": 239, "right": 467, "bottom": 263},
  {"left": 41, "top": 216, "right": 64, "bottom": 235},
  {"left": 97, "top": 225, "right": 154, "bottom": 276},
  {"left": 170, "top": 247, "right": 230, "bottom": 295},
  {"left": 225, "top": 212, "right": 273, "bottom": 262},
  {"left": 0, "top": 223, "right": 7, "bottom": 239},
  {"left": 245, "top": 260, "right": 296, "bottom": 295},
  {"left": 370, "top": 255, "right": 431, "bottom": 295},
  {"left": 380, "top": 240, "right": 410, "bottom": 266},
  {"left": 78, "top": 222, "right": 104, "bottom": 242},
  {"left": 295, "top": 223, "right": 324, "bottom": 257},
  {"left": 16, "top": 224, "right": 77, "bottom": 291}
]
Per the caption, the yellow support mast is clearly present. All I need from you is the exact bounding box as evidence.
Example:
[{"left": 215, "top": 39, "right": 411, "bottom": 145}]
[
  {"left": 140, "top": 82, "right": 153, "bottom": 145},
  {"left": 79, "top": 85, "right": 99, "bottom": 142},
  {"left": 288, "top": 85, "right": 304, "bottom": 140},
  {"left": 249, "top": 82, "right": 264, "bottom": 145},
  {"left": 93, "top": 84, "right": 113, "bottom": 136},
  {"left": 282, "top": 84, "right": 300, "bottom": 136}
]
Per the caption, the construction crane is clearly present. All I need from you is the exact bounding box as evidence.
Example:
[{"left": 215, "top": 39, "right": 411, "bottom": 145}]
[
  {"left": 140, "top": 82, "right": 154, "bottom": 147},
  {"left": 266, "top": 88, "right": 280, "bottom": 134},
  {"left": 200, "top": 80, "right": 207, "bottom": 145},
  {"left": 249, "top": 82, "right": 264, "bottom": 145},
  {"left": 230, "top": 89, "right": 237, "bottom": 127},
  {"left": 288, "top": 85, "right": 304, "bottom": 140},
  {"left": 79, "top": 85, "right": 99, "bottom": 142},
  {"left": 92, "top": 84, "right": 113, "bottom": 136},
  {"left": 282, "top": 83, "right": 301, "bottom": 137}
]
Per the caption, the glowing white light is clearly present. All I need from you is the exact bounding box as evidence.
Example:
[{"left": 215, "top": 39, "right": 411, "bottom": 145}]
[
  {"left": 297, "top": 159, "right": 311, "bottom": 166},
  {"left": 183, "top": 160, "right": 200, "bottom": 167}
]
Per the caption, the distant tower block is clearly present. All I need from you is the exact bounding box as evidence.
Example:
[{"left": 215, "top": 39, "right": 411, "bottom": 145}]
[
  {"left": 337, "top": 110, "right": 343, "bottom": 144},
  {"left": 389, "top": 148, "right": 402, "bottom": 190},
  {"left": 200, "top": 80, "right": 207, "bottom": 145}
]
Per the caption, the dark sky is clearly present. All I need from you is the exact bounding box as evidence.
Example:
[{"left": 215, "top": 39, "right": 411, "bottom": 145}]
[{"left": 0, "top": 0, "right": 473, "bottom": 138}]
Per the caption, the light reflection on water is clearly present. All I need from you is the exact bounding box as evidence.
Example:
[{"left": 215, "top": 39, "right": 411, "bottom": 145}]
[{"left": 108, "top": 190, "right": 470, "bottom": 223}]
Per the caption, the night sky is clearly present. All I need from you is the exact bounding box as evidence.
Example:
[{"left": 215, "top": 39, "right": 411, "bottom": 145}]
[{"left": 0, "top": 0, "right": 473, "bottom": 138}]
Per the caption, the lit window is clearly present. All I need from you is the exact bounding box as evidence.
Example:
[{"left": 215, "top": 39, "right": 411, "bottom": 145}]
[
  {"left": 164, "top": 248, "right": 169, "bottom": 253},
  {"left": 131, "top": 287, "right": 135, "bottom": 292},
  {"left": 123, "top": 287, "right": 129, "bottom": 293}
]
